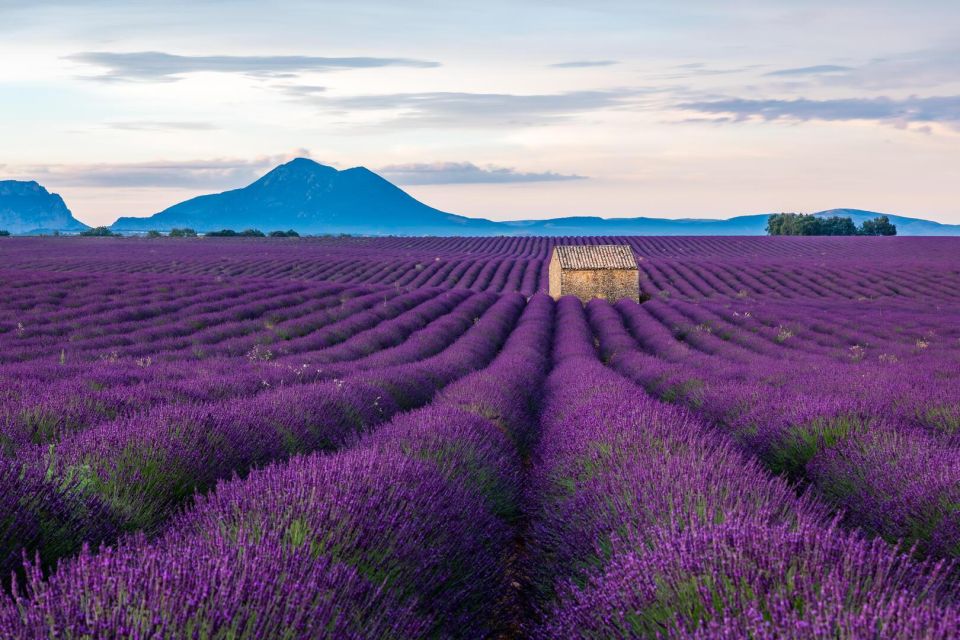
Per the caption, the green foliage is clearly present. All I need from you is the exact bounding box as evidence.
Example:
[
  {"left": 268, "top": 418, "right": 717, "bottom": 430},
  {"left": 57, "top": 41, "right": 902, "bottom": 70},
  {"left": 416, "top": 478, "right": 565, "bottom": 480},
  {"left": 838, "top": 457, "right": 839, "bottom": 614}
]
[
  {"left": 767, "top": 213, "right": 897, "bottom": 236},
  {"left": 145, "top": 230, "right": 162, "bottom": 238},
  {"left": 168, "top": 227, "right": 198, "bottom": 237},
  {"left": 767, "top": 415, "right": 863, "bottom": 479},
  {"left": 766, "top": 213, "right": 818, "bottom": 236},
  {"left": 859, "top": 215, "right": 898, "bottom": 236},
  {"left": 79, "top": 226, "right": 119, "bottom": 237},
  {"left": 819, "top": 216, "right": 859, "bottom": 236},
  {"left": 0, "top": 230, "right": 10, "bottom": 237},
  {"left": 268, "top": 229, "right": 301, "bottom": 238}
]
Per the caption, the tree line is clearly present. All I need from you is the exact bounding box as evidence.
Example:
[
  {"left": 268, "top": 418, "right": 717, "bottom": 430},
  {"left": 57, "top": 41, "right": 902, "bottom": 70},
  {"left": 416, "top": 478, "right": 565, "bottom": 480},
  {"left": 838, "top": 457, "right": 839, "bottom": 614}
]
[
  {"left": 73, "top": 227, "right": 302, "bottom": 238},
  {"left": 766, "top": 213, "right": 897, "bottom": 236},
  {"left": 205, "top": 229, "right": 300, "bottom": 237}
]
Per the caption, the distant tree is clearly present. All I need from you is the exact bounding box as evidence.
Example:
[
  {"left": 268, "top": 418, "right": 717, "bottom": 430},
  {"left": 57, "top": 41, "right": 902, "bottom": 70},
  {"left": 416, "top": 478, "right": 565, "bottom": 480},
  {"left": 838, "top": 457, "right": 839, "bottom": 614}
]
[
  {"left": 146, "top": 230, "right": 163, "bottom": 238},
  {"left": 80, "top": 226, "right": 118, "bottom": 237},
  {"left": 765, "top": 214, "right": 786, "bottom": 235},
  {"left": 767, "top": 213, "right": 820, "bottom": 235},
  {"left": 818, "top": 216, "right": 858, "bottom": 236},
  {"left": 269, "top": 229, "right": 300, "bottom": 238},
  {"left": 0, "top": 230, "right": 10, "bottom": 237},
  {"left": 169, "top": 227, "right": 198, "bottom": 237},
  {"left": 240, "top": 229, "right": 266, "bottom": 237},
  {"left": 859, "top": 215, "right": 897, "bottom": 236}
]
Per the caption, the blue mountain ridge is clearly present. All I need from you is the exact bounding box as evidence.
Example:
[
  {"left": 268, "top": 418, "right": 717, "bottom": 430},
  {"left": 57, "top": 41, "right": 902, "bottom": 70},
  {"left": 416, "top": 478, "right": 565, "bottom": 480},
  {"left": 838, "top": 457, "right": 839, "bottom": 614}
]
[
  {"left": 4, "top": 159, "right": 958, "bottom": 236},
  {"left": 0, "top": 181, "right": 89, "bottom": 234}
]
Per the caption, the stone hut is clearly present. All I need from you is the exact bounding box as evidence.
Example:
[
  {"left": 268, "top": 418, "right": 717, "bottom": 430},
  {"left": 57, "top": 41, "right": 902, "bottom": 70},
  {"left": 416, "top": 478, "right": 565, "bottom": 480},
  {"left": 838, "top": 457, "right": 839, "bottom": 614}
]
[{"left": 548, "top": 245, "right": 640, "bottom": 302}]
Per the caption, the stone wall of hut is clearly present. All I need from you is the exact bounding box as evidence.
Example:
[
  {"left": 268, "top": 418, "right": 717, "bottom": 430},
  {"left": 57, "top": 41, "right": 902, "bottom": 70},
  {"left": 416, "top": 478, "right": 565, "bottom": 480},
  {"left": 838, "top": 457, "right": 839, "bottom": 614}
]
[{"left": 550, "top": 268, "right": 639, "bottom": 302}]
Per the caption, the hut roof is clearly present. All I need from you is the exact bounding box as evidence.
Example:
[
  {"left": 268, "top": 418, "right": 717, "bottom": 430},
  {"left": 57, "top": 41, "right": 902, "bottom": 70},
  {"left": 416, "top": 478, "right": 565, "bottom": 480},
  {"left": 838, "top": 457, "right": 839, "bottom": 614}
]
[{"left": 553, "top": 245, "right": 638, "bottom": 270}]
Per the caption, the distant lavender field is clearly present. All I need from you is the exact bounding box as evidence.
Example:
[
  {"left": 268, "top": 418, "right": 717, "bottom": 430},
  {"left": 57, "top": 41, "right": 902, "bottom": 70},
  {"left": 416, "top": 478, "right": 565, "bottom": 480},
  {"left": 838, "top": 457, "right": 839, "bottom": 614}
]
[{"left": 2, "top": 236, "right": 960, "bottom": 638}]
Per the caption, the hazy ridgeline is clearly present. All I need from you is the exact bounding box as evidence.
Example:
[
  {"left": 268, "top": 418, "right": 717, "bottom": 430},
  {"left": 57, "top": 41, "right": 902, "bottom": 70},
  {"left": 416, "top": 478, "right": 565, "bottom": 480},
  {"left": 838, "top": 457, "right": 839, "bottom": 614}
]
[{"left": 1, "top": 235, "right": 960, "bottom": 638}]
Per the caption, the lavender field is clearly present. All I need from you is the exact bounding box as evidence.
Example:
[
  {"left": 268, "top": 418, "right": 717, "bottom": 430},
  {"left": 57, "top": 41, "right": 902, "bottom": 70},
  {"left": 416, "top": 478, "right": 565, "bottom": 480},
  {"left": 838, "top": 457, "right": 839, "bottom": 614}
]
[{"left": 2, "top": 235, "right": 960, "bottom": 638}]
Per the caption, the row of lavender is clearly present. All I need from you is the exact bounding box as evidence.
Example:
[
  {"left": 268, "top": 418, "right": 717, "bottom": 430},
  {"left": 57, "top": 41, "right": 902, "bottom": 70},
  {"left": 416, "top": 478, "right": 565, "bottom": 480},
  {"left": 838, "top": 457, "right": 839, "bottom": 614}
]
[
  {"left": 0, "top": 294, "right": 555, "bottom": 637},
  {"left": 586, "top": 295, "right": 960, "bottom": 566}
]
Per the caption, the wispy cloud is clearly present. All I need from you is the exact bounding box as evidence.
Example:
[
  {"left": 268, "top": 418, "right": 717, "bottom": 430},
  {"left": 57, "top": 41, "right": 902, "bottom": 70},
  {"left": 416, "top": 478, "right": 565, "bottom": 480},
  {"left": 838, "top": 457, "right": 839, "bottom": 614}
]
[
  {"left": 765, "top": 65, "right": 852, "bottom": 77},
  {"left": 67, "top": 51, "right": 440, "bottom": 82},
  {"left": 655, "top": 62, "right": 765, "bottom": 80},
  {"left": 549, "top": 60, "right": 618, "bottom": 68},
  {"left": 676, "top": 95, "right": 960, "bottom": 131},
  {"left": 845, "top": 49, "right": 960, "bottom": 90},
  {"left": 377, "top": 161, "right": 586, "bottom": 184},
  {"left": 11, "top": 151, "right": 311, "bottom": 188},
  {"left": 105, "top": 121, "right": 218, "bottom": 131},
  {"left": 761, "top": 48, "right": 960, "bottom": 90},
  {"left": 298, "top": 88, "right": 647, "bottom": 127}
]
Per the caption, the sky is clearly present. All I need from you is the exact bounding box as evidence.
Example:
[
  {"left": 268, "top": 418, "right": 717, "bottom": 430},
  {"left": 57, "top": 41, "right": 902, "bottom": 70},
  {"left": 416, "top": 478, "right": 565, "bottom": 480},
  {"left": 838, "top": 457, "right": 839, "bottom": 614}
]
[{"left": 1, "top": 0, "right": 959, "bottom": 226}]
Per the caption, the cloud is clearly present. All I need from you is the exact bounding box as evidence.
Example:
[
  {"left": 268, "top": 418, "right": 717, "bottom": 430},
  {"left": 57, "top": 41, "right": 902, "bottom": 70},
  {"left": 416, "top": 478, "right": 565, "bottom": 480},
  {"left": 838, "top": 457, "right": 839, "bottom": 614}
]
[
  {"left": 550, "top": 60, "right": 618, "bottom": 68},
  {"left": 282, "top": 84, "right": 327, "bottom": 97},
  {"left": 299, "top": 88, "right": 647, "bottom": 127},
  {"left": 676, "top": 95, "right": 960, "bottom": 130},
  {"left": 377, "top": 162, "right": 586, "bottom": 185},
  {"left": 67, "top": 51, "right": 440, "bottom": 82},
  {"left": 655, "top": 63, "right": 764, "bottom": 80},
  {"left": 761, "top": 48, "right": 960, "bottom": 90},
  {"left": 12, "top": 151, "right": 311, "bottom": 189},
  {"left": 105, "top": 121, "right": 218, "bottom": 131},
  {"left": 765, "top": 65, "right": 853, "bottom": 77}
]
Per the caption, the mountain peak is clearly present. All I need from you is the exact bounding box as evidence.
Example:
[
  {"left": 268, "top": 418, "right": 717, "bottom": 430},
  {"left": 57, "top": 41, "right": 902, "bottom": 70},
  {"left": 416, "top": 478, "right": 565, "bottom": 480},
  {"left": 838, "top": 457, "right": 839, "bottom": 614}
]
[
  {"left": 0, "top": 180, "right": 88, "bottom": 234},
  {"left": 251, "top": 157, "right": 339, "bottom": 191},
  {"left": 279, "top": 157, "right": 329, "bottom": 171},
  {"left": 266, "top": 159, "right": 382, "bottom": 181},
  {"left": 262, "top": 157, "right": 336, "bottom": 177},
  {"left": 111, "top": 158, "right": 496, "bottom": 234},
  {"left": 0, "top": 179, "right": 48, "bottom": 196}
]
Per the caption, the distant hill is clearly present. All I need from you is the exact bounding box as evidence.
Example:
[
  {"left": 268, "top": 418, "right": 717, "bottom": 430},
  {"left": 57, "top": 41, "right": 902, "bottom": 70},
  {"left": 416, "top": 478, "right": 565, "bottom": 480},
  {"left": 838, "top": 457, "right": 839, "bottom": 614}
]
[
  {"left": 0, "top": 181, "right": 89, "bottom": 234},
  {"left": 110, "top": 158, "right": 502, "bottom": 235},
  {"left": 500, "top": 214, "right": 774, "bottom": 236}
]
